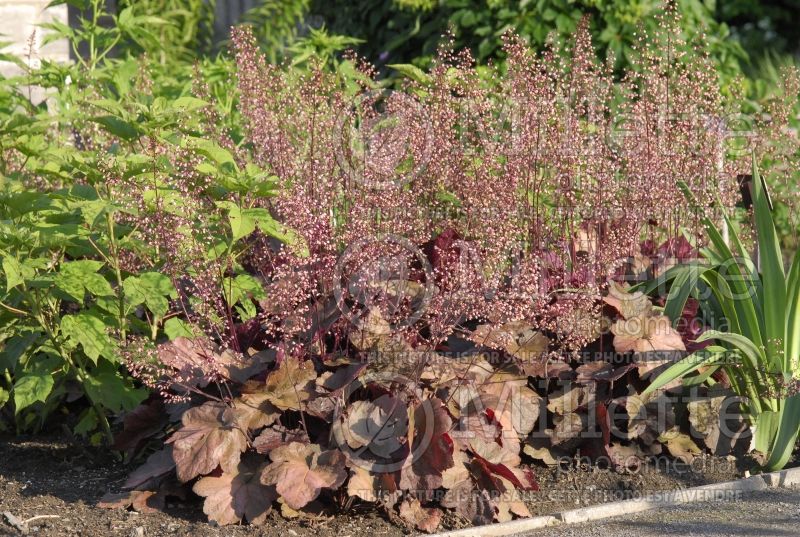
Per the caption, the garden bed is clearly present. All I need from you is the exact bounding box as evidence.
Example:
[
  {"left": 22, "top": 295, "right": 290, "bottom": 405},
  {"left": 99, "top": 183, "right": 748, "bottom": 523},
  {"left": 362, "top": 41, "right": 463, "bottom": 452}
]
[
  {"left": 1, "top": 433, "right": 781, "bottom": 537},
  {"left": 2, "top": 2, "right": 800, "bottom": 536}
]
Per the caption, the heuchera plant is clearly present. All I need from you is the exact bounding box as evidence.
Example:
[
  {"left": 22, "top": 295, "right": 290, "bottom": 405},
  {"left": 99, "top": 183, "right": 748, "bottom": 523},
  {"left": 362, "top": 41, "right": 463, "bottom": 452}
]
[{"left": 101, "top": 17, "right": 795, "bottom": 534}]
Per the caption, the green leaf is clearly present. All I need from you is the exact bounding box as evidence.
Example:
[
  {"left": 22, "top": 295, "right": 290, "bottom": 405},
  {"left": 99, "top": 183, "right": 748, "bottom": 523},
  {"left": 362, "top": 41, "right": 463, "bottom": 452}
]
[
  {"left": 83, "top": 362, "right": 147, "bottom": 413},
  {"left": 117, "top": 7, "right": 133, "bottom": 27},
  {"left": 195, "top": 162, "right": 217, "bottom": 175},
  {"left": 173, "top": 96, "right": 209, "bottom": 112},
  {"left": 54, "top": 260, "right": 113, "bottom": 302},
  {"left": 697, "top": 330, "right": 765, "bottom": 372},
  {"left": 676, "top": 181, "right": 763, "bottom": 349},
  {"left": 61, "top": 312, "right": 117, "bottom": 364},
  {"left": 2, "top": 256, "right": 25, "bottom": 291},
  {"left": 84, "top": 273, "right": 115, "bottom": 297},
  {"left": 0, "top": 332, "right": 41, "bottom": 371},
  {"left": 642, "top": 348, "right": 721, "bottom": 396},
  {"left": 786, "top": 248, "right": 800, "bottom": 373},
  {"left": 74, "top": 198, "right": 110, "bottom": 227},
  {"left": 73, "top": 408, "right": 98, "bottom": 435},
  {"left": 223, "top": 274, "right": 265, "bottom": 320},
  {"left": 124, "top": 272, "right": 176, "bottom": 318},
  {"left": 46, "top": 0, "right": 89, "bottom": 9},
  {"left": 163, "top": 317, "right": 195, "bottom": 340},
  {"left": 764, "top": 394, "right": 800, "bottom": 470},
  {"left": 246, "top": 208, "right": 309, "bottom": 256},
  {"left": 92, "top": 116, "right": 140, "bottom": 141},
  {"left": 754, "top": 410, "right": 779, "bottom": 454},
  {"left": 663, "top": 264, "right": 705, "bottom": 325},
  {"left": 0, "top": 387, "right": 9, "bottom": 407},
  {"left": 224, "top": 274, "right": 266, "bottom": 304},
  {"left": 751, "top": 159, "right": 785, "bottom": 363},
  {"left": 112, "top": 58, "right": 138, "bottom": 96},
  {"left": 187, "top": 138, "right": 237, "bottom": 170},
  {"left": 13, "top": 372, "right": 54, "bottom": 413},
  {"left": 228, "top": 204, "right": 256, "bottom": 242},
  {"left": 387, "top": 63, "right": 432, "bottom": 85}
]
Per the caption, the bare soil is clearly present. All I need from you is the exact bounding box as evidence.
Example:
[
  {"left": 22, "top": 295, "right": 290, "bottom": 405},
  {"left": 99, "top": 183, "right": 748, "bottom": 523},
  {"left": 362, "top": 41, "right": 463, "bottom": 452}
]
[{"left": 0, "top": 433, "right": 773, "bottom": 537}]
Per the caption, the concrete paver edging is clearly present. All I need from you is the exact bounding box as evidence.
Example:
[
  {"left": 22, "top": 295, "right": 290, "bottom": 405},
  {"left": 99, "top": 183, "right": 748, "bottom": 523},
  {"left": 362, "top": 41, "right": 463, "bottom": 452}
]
[{"left": 428, "top": 466, "right": 800, "bottom": 537}]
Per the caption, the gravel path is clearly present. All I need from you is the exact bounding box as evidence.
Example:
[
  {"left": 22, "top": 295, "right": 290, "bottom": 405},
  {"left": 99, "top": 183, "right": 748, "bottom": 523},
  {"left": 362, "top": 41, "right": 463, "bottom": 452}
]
[{"left": 523, "top": 487, "right": 800, "bottom": 537}]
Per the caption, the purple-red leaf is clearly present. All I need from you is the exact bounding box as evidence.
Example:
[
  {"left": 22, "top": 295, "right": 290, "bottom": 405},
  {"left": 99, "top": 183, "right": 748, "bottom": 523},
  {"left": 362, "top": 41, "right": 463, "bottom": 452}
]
[
  {"left": 123, "top": 446, "right": 176, "bottom": 490},
  {"left": 193, "top": 454, "right": 276, "bottom": 525},
  {"left": 260, "top": 442, "right": 347, "bottom": 510},
  {"left": 399, "top": 398, "right": 454, "bottom": 493},
  {"left": 167, "top": 401, "right": 248, "bottom": 482},
  {"left": 253, "top": 426, "right": 310, "bottom": 455},
  {"left": 113, "top": 398, "right": 168, "bottom": 454},
  {"left": 399, "top": 498, "right": 442, "bottom": 533}
]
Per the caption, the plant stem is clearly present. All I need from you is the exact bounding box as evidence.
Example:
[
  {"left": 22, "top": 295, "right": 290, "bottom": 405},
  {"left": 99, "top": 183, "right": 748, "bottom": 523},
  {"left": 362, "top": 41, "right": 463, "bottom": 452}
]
[
  {"left": 29, "top": 289, "right": 115, "bottom": 445},
  {"left": 104, "top": 202, "right": 127, "bottom": 342},
  {"left": 0, "top": 300, "right": 27, "bottom": 316}
]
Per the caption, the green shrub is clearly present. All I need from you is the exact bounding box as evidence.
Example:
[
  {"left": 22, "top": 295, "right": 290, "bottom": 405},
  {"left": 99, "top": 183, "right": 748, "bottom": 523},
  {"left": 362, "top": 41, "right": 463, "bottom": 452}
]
[{"left": 644, "top": 161, "right": 800, "bottom": 470}]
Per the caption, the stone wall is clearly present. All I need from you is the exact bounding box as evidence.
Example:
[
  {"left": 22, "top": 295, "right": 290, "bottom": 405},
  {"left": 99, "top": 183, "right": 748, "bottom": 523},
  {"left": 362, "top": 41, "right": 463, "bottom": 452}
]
[{"left": 0, "top": 0, "right": 69, "bottom": 77}]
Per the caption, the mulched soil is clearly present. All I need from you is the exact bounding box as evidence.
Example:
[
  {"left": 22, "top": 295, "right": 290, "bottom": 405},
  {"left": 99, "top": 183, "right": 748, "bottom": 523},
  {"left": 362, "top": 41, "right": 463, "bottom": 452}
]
[{"left": 0, "top": 432, "right": 775, "bottom": 537}]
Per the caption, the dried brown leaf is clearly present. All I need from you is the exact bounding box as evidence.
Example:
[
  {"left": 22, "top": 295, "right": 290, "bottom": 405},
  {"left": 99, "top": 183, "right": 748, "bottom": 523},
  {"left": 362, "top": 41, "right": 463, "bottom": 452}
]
[
  {"left": 546, "top": 385, "right": 594, "bottom": 415},
  {"left": 494, "top": 476, "right": 531, "bottom": 522},
  {"left": 97, "top": 491, "right": 162, "bottom": 514},
  {"left": 347, "top": 466, "right": 400, "bottom": 505},
  {"left": 603, "top": 282, "right": 652, "bottom": 319},
  {"left": 469, "top": 322, "right": 549, "bottom": 361},
  {"left": 658, "top": 428, "right": 701, "bottom": 462},
  {"left": 522, "top": 435, "right": 562, "bottom": 466}
]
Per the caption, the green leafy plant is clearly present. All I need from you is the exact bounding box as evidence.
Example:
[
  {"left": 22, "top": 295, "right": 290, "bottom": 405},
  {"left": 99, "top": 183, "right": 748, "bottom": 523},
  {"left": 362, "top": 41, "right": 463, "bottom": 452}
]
[
  {"left": 237, "top": 0, "right": 311, "bottom": 63},
  {"left": 117, "top": 0, "right": 217, "bottom": 62},
  {"left": 44, "top": 0, "right": 169, "bottom": 70},
  {"left": 310, "top": 0, "right": 746, "bottom": 84},
  {"left": 0, "top": 187, "right": 148, "bottom": 440},
  {"left": 643, "top": 160, "right": 800, "bottom": 470},
  {"left": 0, "top": 0, "right": 285, "bottom": 438}
]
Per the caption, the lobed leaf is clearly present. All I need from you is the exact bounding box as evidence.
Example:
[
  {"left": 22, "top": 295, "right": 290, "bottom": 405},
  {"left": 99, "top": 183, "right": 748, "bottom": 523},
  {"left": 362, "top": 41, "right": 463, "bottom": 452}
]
[
  {"left": 168, "top": 401, "right": 248, "bottom": 482},
  {"left": 260, "top": 442, "right": 347, "bottom": 510},
  {"left": 193, "top": 454, "right": 276, "bottom": 526}
]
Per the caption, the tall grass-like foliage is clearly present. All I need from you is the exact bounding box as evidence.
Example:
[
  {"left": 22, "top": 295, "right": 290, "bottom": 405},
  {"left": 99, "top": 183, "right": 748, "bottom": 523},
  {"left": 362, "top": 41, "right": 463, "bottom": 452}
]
[{"left": 644, "top": 160, "right": 800, "bottom": 470}]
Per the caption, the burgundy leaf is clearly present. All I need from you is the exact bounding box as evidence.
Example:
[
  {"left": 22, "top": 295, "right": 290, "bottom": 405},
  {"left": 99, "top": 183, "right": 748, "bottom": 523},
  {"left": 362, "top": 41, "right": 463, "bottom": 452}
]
[
  {"left": 167, "top": 401, "right": 248, "bottom": 482},
  {"left": 260, "top": 442, "right": 347, "bottom": 510},
  {"left": 442, "top": 481, "right": 495, "bottom": 526},
  {"left": 399, "top": 398, "right": 454, "bottom": 493},
  {"left": 123, "top": 446, "right": 176, "bottom": 490},
  {"left": 113, "top": 398, "right": 168, "bottom": 454},
  {"left": 193, "top": 453, "right": 276, "bottom": 525},
  {"left": 399, "top": 498, "right": 442, "bottom": 533},
  {"left": 253, "top": 426, "right": 310, "bottom": 455}
]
